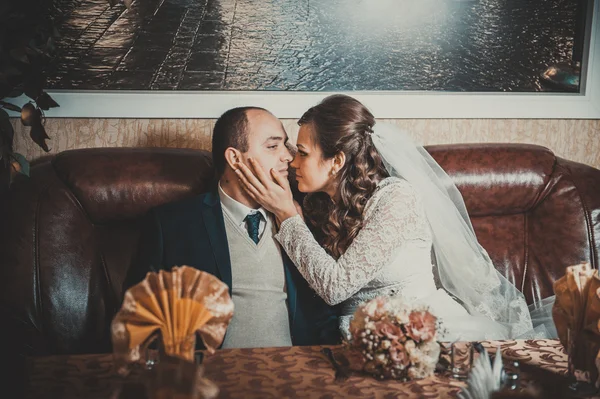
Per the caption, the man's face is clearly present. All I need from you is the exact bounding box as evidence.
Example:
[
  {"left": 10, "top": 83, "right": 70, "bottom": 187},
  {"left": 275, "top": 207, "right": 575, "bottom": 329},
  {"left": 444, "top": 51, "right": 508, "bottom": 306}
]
[{"left": 241, "top": 109, "right": 293, "bottom": 178}]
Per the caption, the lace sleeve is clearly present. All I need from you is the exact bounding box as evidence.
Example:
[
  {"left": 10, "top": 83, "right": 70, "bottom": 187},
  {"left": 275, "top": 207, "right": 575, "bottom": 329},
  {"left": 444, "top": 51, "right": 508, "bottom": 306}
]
[{"left": 274, "top": 180, "right": 430, "bottom": 305}]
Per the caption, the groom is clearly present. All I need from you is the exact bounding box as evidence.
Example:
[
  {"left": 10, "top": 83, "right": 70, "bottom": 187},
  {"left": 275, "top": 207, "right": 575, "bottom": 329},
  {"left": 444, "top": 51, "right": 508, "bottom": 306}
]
[{"left": 124, "top": 107, "right": 339, "bottom": 348}]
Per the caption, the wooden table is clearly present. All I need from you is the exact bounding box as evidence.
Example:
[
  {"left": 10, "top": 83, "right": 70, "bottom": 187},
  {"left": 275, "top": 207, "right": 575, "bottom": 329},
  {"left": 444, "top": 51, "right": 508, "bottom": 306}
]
[{"left": 25, "top": 339, "right": 575, "bottom": 399}]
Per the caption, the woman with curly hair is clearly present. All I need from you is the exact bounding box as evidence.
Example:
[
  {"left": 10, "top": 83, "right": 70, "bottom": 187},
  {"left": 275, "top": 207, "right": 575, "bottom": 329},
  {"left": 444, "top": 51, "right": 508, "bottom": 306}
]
[{"left": 235, "top": 94, "right": 551, "bottom": 341}]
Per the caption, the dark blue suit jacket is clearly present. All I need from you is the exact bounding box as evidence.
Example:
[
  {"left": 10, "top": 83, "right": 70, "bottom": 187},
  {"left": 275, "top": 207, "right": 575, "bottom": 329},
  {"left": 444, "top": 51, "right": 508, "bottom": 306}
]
[{"left": 124, "top": 189, "right": 340, "bottom": 346}]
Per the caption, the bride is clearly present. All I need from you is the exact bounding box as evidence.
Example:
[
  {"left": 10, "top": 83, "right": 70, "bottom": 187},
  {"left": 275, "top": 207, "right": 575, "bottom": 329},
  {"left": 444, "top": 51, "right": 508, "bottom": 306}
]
[{"left": 235, "top": 94, "right": 553, "bottom": 341}]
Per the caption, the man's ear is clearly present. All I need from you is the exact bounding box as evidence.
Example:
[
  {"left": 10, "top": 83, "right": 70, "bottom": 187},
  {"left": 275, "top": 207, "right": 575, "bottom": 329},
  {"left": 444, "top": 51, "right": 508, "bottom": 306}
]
[{"left": 224, "top": 147, "right": 242, "bottom": 170}]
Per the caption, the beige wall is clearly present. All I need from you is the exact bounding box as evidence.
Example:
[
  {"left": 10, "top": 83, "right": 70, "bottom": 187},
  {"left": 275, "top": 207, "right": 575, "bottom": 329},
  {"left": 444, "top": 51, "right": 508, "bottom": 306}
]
[{"left": 11, "top": 118, "right": 600, "bottom": 169}]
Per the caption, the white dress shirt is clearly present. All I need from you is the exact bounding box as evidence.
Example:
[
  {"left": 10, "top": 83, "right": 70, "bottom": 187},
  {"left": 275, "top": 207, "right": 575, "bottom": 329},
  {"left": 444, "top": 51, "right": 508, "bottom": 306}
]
[{"left": 218, "top": 182, "right": 268, "bottom": 240}]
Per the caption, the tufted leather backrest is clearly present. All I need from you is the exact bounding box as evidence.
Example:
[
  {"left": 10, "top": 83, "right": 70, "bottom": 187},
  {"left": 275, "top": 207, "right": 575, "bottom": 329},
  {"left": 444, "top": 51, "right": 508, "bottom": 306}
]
[
  {"left": 1, "top": 145, "right": 599, "bottom": 356},
  {"left": 428, "top": 144, "right": 600, "bottom": 305}
]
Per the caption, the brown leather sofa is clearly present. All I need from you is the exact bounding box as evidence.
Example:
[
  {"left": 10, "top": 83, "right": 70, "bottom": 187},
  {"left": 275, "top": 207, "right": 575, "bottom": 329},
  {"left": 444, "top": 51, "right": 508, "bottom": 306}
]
[{"left": 1, "top": 144, "right": 599, "bottom": 359}]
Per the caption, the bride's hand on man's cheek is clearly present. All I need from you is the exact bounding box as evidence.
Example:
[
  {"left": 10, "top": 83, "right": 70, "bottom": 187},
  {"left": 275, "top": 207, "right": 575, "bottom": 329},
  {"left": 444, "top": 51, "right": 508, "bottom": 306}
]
[
  {"left": 234, "top": 159, "right": 298, "bottom": 223},
  {"left": 293, "top": 200, "right": 304, "bottom": 220}
]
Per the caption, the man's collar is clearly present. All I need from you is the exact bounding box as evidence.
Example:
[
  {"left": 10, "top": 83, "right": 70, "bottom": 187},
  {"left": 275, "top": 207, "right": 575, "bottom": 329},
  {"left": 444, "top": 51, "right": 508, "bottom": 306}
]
[{"left": 218, "top": 182, "right": 268, "bottom": 225}]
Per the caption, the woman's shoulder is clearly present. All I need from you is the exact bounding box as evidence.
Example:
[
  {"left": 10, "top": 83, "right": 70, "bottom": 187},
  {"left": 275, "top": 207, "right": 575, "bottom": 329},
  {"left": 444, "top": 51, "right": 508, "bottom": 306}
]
[
  {"left": 375, "top": 176, "right": 419, "bottom": 197},
  {"left": 366, "top": 177, "right": 421, "bottom": 213}
]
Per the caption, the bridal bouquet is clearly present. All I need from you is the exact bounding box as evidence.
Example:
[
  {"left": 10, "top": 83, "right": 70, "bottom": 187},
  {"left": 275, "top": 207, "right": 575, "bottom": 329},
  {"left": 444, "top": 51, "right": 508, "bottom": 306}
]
[{"left": 348, "top": 296, "right": 441, "bottom": 380}]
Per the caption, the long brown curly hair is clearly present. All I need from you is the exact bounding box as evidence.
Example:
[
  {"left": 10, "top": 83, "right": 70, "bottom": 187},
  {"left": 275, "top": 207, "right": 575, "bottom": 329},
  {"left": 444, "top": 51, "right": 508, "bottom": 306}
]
[{"left": 299, "top": 95, "right": 389, "bottom": 259}]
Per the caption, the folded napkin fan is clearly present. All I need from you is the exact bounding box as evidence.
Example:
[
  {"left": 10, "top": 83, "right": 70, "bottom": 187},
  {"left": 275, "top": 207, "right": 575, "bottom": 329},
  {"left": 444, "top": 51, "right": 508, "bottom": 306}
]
[
  {"left": 112, "top": 266, "right": 234, "bottom": 374},
  {"left": 552, "top": 262, "right": 600, "bottom": 385}
]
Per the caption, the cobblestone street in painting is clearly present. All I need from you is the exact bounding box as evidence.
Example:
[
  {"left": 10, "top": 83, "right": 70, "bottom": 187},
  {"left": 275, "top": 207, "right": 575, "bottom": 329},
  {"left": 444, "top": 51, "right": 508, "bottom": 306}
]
[{"left": 45, "top": 0, "right": 580, "bottom": 91}]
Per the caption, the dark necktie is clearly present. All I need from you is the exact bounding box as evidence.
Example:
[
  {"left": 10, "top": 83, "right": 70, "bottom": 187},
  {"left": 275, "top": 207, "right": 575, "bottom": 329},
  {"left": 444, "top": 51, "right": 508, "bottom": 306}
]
[{"left": 245, "top": 212, "right": 262, "bottom": 244}]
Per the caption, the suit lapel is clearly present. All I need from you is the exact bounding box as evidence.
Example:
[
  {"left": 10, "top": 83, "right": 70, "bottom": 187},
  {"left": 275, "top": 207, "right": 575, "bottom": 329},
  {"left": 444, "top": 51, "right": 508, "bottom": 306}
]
[
  {"left": 282, "top": 253, "right": 298, "bottom": 330},
  {"left": 202, "top": 190, "right": 233, "bottom": 294},
  {"left": 202, "top": 189, "right": 299, "bottom": 340}
]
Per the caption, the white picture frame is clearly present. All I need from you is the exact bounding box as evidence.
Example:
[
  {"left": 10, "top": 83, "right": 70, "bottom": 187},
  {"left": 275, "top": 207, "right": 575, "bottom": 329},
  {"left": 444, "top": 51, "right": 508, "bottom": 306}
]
[{"left": 6, "top": 0, "right": 600, "bottom": 119}]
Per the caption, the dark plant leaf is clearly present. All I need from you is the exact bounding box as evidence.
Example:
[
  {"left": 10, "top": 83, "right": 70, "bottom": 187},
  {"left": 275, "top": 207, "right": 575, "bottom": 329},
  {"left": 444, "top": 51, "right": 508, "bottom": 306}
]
[
  {"left": 0, "top": 162, "right": 10, "bottom": 191},
  {"left": 24, "top": 73, "right": 44, "bottom": 100},
  {"left": 0, "top": 109, "right": 14, "bottom": 141},
  {"left": 36, "top": 92, "right": 59, "bottom": 110},
  {"left": 45, "top": 36, "right": 56, "bottom": 54},
  {"left": 30, "top": 120, "right": 50, "bottom": 152},
  {"left": 108, "top": 0, "right": 120, "bottom": 6},
  {"left": 7, "top": 86, "right": 25, "bottom": 98},
  {"left": 11, "top": 152, "right": 30, "bottom": 177},
  {"left": 32, "top": 31, "right": 46, "bottom": 47},
  {"left": 0, "top": 109, "right": 15, "bottom": 164},
  {"left": 0, "top": 65, "right": 23, "bottom": 80},
  {"left": 24, "top": 44, "right": 40, "bottom": 57},
  {"left": 0, "top": 83, "right": 11, "bottom": 99},
  {"left": 0, "top": 101, "right": 22, "bottom": 113},
  {"left": 11, "top": 47, "right": 30, "bottom": 64},
  {"left": 28, "top": 38, "right": 52, "bottom": 58},
  {"left": 26, "top": 41, "right": 39, "bottom": 56}
]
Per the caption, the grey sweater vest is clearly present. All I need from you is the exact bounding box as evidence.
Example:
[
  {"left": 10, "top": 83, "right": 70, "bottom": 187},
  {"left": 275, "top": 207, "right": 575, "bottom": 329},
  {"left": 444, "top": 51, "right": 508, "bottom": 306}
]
[{"left": 220, "top": 211, "right": 292, "bottom": 348}]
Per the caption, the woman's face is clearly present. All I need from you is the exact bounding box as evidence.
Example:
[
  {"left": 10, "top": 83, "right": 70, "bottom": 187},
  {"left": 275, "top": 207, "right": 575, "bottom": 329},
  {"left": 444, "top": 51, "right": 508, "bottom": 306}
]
[{"left": 290, "top": 123, "right": 338, "bottom": 196}]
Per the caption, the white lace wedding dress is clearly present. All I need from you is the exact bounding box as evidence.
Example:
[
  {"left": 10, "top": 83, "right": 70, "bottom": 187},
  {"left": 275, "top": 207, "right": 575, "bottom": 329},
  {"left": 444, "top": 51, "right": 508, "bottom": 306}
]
[{"left": 275, "top": 177, "right": 520, "bottom": 341}]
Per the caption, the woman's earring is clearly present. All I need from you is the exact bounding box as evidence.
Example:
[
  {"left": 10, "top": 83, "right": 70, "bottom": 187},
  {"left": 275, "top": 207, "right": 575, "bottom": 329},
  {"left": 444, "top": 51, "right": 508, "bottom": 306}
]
[{"left": 331, "top": 169, "right": 337, "bottom": 176}]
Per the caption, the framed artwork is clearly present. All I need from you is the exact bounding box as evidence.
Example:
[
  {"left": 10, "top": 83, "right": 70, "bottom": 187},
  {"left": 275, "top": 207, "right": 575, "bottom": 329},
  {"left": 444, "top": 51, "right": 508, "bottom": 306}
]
[{"left": 7, "top": 0, "right": 600, "bottom": 118}]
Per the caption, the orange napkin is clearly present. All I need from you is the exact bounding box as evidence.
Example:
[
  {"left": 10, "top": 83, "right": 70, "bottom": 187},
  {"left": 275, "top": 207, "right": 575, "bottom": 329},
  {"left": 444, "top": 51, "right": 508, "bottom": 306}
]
[
  {"left": 552, "top": 262, "right": 600, "bottom": 385},
  {"left": 112, "top": 266, "right": 234, "bottom": 374}
]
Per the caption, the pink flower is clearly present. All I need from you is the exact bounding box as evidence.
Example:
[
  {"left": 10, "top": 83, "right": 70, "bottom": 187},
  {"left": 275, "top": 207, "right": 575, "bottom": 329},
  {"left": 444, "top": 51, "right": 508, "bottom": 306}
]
[
  {"left": 375, "top": 320, "right": 405, "bottom": 342},
  {"left": 389, "top": 342, "right": 410, "bottom": 366},
  {"left": 364, "top": 297, "right": 389, "bottom": 320},
  {"left": 406, "top": 311, "right": 437, "bottom": 343}
]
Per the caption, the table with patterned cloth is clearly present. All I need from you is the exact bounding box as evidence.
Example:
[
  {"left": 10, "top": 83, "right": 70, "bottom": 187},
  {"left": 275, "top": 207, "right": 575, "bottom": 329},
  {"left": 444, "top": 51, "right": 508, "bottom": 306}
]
[{"left": 25, "top": 340, "right": 574, "bottom": 399}]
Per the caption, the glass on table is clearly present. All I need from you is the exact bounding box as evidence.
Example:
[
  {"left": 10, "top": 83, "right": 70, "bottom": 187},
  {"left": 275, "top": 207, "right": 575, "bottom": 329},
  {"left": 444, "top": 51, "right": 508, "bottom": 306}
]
[
  {"left": 566, "top": 328, "right": 598, "bottom": 396},
  {"left": 144, "top": 355, "right": 217, "bottom": 399},
  {"left": 142, "top": 331, "right": 203, "bottom": 370},
  {"left": 144, "top": 346, "right": 205, "bottom": 370},
  {"left": 501, "top": 360, "right": 520, "bottom": 390},
  {"left": 451, "top": 341, "right": 474, "bottom": 380},
  {"left": 144, "top": 347, "right": 160, "bottom": 370}
]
